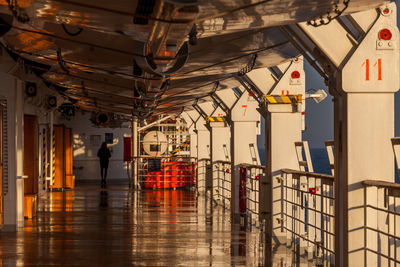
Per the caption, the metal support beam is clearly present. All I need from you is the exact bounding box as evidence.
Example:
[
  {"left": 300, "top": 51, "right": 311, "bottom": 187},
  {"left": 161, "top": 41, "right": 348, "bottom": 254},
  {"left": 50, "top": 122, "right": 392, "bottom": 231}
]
[
  {"left": 210, "top": 92, "right": 230, "bottom": 115},
  {"left": 138, "top": 115, "right": 174, "bottom": 132},
  {"left": 192, "top": 103, "right": 208, "bottom": 120}
]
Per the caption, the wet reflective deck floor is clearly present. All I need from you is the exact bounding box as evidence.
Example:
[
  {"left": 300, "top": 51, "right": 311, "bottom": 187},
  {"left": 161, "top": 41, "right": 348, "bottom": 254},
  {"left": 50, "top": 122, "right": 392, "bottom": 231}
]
[{"left": 0, "top": 182, "right": 267, "bottom": 266}]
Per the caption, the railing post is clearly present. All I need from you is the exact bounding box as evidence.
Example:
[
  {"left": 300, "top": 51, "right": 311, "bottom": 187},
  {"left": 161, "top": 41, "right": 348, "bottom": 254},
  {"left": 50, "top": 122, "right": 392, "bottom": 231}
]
[
  {"left": 131, "top": 117, "right": 138, "bottom": 189},
  {"left": 239, "top": 166, "right": 247, "bottom": 215},
  {"left": 259, "top": 168, "right": 272, "bottom": 264}
]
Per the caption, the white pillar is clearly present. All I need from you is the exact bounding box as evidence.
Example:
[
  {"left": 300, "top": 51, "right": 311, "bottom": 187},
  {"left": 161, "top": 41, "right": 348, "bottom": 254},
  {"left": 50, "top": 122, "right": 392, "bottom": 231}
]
[
  {"left": 209, "top": 122, "right": 230, "bottom": 202},
  {"left": 196, "top": 119, "right": 210, "bottom": 194},
  {"left": 180, "top": 111, "right": 198, "bottom": 159},
  {"left": 334, "top": 93, "right": 395, "bottom": 265},
  {"left": 265, "top": 109, "right": 302, "bottom": 242},
  {"left": 189, "top": 127, "right": 197, "bottom": 159},
  {"left": 229, "top": 91, "right": 260, "bottom": 221},
  {"left": 331, "top": 5, "right": 399, "bottom": 265},
  {"left": 246, "top": 58, "right": 305, "bottom": 248},
  {"left": 15, "top": 79, "right": 24, "bottom": 227}
]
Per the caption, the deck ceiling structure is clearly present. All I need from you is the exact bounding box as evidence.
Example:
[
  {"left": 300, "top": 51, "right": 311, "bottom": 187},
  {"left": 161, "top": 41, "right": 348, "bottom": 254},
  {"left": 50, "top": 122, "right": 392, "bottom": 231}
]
[{"left": 0, "top": 0, "right": 387, "bottom": 117}]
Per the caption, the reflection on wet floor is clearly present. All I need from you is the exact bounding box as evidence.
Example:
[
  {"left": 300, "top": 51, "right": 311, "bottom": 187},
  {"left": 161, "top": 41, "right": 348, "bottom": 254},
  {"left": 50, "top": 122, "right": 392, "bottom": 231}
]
[{"left": 0, "top": 182, "right": 265, "bottom": 266}]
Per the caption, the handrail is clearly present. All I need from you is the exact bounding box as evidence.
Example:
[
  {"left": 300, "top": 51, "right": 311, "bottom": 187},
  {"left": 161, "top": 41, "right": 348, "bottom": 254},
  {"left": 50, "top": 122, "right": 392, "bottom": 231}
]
[
  {"left": 215, "top": 160, "right": 231, "bottom": 165},
  {"left": 239, "top": 163, "right": 265, "bottom": 169},
  {"left": 280, "top": 168, "right": 335, "bottom": 181},
  {"left": 133, "top": 156, "right": 196, "bottom": 159},
  {"left": 198, "top": 158, "right": 210, "bottom": 161},
  {"left": 362, "top": 180, "right": 400, "bottom": 190}
]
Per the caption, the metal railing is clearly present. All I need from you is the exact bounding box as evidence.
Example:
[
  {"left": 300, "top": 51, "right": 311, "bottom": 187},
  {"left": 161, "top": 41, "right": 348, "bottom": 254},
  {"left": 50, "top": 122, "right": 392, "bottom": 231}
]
[
  {"left": 136, "top": 156, "right": 196, "bottom": 189},
  {"left": 197, "top": 158, "right": 210, "bottom": 194},
  {"left": 214, "top": 160, "right": 231, "bottom": 208},
  {"left": 239, "top": 164, "right": 265, "bottom": 227},
  {"left": 362, "top": 180, "right": 400, "bottom": 265},
  {"left": 279, "top": 169, "right": 335, "bottom": 265}
]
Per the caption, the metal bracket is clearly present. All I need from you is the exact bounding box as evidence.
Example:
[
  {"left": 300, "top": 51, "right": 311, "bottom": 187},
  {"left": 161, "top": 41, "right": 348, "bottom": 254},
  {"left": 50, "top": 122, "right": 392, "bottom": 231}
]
[
  {"left": 234, "top": 74, "right": 264, "bottom": 105},
  {"left": 192, "top": 101, "right": 208, "bottom": 120}
]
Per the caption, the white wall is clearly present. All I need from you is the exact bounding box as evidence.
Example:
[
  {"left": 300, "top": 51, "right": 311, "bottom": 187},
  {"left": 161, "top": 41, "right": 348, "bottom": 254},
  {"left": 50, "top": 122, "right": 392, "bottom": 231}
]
[{"left": 62, "top": 112, "right": 131, "bottom": 181}]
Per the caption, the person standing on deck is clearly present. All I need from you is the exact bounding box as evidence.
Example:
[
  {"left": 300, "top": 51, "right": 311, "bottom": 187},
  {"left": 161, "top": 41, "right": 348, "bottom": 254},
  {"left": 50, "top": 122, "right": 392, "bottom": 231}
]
[{"left": 97, "top": 142, "right": 111, "bottom": 186}]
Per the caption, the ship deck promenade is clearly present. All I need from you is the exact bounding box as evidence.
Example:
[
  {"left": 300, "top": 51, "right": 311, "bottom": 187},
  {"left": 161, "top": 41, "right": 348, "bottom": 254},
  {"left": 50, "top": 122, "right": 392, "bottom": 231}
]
[{"left": 0, "top": 181, "right": 275, "bottom": 266}]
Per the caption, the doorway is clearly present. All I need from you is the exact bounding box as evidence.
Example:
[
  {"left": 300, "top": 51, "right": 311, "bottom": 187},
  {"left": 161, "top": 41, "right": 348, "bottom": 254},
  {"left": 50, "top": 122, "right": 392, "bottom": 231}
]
[{"left": 23, "top": 115, "right": 38, "bottom": 195}]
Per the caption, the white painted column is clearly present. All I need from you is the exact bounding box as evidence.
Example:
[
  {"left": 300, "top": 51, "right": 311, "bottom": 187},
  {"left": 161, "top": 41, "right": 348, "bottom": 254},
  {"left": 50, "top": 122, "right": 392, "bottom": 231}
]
[
  {"left": 196, "top": 115, "right": 210, "bottom": 195},
  {"left": 230, "top": 91, "right": 260, "bottom": 221},
  {"left": 15, "top": 79, "right": 24, "bottom": 227},
  {"left": 331, "top": 5, "right": 399, "bottom": 266},
  {"left": 265, "top": 109, "right": 302, "bottom": 242},
  {"left": 334, "top": 94, "right": 395, "bottom": 265},
  {"left": 231, "top": 121, "right": 259, "bottom": 218},
  {"left": 209, "top": 122, "right": 230, "bottom": 202},
  {"left": 180, "top": 111, "right": 198, "bottom": 159},
  {"left": 246, "top": 58, "right": 304, "bottom": 251},
  {"left": 192, "top": 103, "right": 214, "bottom": 195},
  {"left": 189, "top": 129, "right": 197, "bottom": 159}
]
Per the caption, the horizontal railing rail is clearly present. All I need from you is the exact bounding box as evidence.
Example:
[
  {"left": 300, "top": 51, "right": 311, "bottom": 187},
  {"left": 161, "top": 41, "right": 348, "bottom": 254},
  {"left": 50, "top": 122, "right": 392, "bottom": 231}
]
[
  {"left": 214, "top": 160, "right": 231, "bottom": 165},
  {"left": 362, "top": 180, "right": 400, "bottom": 190},
  {"left": 240, "top": 163, "right": 265, "bottom": 170},
  {"left": 280, "top": 168, "right": 335, "bottom": 181},
  {"left": 133, "top": 156, "right": 196, "bottom": 160}
]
